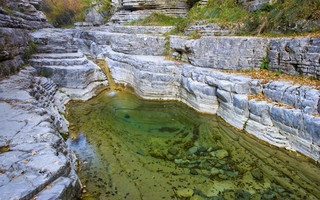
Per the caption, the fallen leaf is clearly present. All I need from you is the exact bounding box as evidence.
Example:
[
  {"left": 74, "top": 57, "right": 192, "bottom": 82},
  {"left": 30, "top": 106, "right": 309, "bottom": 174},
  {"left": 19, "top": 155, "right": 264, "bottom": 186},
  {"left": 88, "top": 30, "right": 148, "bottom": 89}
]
[
  {"left": 23, "top": 160, "right": 29, "bottom": 164},
  {"left": 31, "top": 151, "right": 36, "bottom": 156},
  {"left": 46, "top": 185, "right": 52, "bottom": 189}
]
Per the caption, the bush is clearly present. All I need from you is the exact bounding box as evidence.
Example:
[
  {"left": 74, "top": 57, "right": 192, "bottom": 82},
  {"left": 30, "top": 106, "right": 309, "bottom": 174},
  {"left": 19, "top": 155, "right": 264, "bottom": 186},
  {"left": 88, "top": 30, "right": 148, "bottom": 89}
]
[{"left": 41, "top": 0, "right": 90, "bottom": 27}]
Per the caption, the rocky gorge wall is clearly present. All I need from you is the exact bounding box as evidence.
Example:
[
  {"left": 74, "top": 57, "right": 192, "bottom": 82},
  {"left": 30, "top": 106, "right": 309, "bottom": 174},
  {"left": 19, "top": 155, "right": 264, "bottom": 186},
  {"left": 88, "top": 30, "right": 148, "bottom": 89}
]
[
  {"left": 109, "top": 0, "right": 193, "bottom": 24},
  {"left": 0, "top": 0, "right": 51, "bottom": 77},
  {"left": 72, "top": 26, "right": 320, "bottom": 162}
]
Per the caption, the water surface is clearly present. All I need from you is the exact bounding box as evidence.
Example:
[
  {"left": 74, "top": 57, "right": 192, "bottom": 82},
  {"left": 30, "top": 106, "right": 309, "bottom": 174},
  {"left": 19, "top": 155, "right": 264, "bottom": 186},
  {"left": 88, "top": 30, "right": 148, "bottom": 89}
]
[{"left": 67, "top": 91, "right": 320, "bottom": 200}]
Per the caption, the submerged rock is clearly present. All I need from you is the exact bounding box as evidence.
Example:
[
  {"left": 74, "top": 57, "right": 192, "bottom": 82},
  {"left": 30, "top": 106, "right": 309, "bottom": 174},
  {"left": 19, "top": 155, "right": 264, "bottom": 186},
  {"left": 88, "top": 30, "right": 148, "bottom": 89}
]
[
  {"left": 190, "top": 169, "right": 199, "bottom": 175},
  {"left": 210, "top": 167, "right": 220, "bottom": 176},
  {"left": 198, "top": 146, "right": 207, "bottom": 153},
  {"left": 168, "top": 147, "right": 178, "bottom": 156},
  {"left": 187, "top": 146, "right": 198, "bottom": 155},
  {"left": 150, "top": 150, "right": 165, "bottom": 159},
  {"left": 251, "top": 169, "right": 263, "bottom": 181},
  {"left": 215, "top": 149, "right": 229, "bottom": 159},
  {"left": 190, "top": 194, "right": 206, "bottom": 200},
  {"left": 176, "top": 188, "right": 194, "bottom": 198}
]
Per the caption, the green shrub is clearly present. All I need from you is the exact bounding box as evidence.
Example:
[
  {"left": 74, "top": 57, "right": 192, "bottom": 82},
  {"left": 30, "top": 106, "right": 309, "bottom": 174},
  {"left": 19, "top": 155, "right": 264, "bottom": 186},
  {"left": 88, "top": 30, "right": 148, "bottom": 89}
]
[
  {"left": 23, "top": 41, "right": 37, "bottom": 62},
  {"left": 41, "top": 0, "right": 91, "bottom": 27},
  {"left": 260, "top": 57, "right": 270, "bottom": 70}
]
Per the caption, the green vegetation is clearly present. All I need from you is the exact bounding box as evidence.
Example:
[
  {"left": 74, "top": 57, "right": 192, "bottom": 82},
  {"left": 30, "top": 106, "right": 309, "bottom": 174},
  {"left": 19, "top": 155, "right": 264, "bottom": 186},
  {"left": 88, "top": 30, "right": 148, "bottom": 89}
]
[
  {"left": 260, "top": 57, "right": 270, "bottom": 70},
  {"left": 23, "top": 41, "right": 37, "bottom": 63},
  {"left": 128, "top": 0, "right": 320, "bottom": 35},
  {"left": 40, "top": 0, "right": 320, "bottom": 34},
  {"left": 41, "top": 0, "right": 112, "bottom": 27},
  {"left": 38, "top": 69, "right": 53, "bottom": 78}
]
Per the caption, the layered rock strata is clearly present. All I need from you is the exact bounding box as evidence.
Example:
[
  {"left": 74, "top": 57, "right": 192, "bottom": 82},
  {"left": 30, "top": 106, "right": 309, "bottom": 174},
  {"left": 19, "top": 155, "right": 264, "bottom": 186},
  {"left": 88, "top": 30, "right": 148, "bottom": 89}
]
[
  {"left": 30, "top": 29, "right": 108, "bottom": 100},
  {"left": 0, "top": 67, "right": 81, "bottom": 199},
  {"left": 169, "top": 36, "right": 320, "bottom": 80},
  {"left": 73, "top": 26, "right": 320, "bottom": 162},
  {"left": 110, "top": 0, "right": 191, "bottom": 24},
  {"left": 185, "top": 21, "right": 242, "bottom": 36},
  {"left": 0, "top": 0, "right": 51, "bottom": 77},
  {"left": 0, "top": 27, "right": 108, "bottom": 199}
]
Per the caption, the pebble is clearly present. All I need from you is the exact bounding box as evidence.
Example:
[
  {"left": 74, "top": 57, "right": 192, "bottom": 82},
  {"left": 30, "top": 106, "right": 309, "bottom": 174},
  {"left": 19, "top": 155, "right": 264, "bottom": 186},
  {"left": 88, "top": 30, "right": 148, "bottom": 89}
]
[
  {"left": 251, "top": 169, "right": 263, "bottom": 181},
  {"left": 137, "top": 150, "right": 144, "bottom": 155},
  {"left": 215, "top": 149, "right": 229, "bottom": 159},
  {"left": 190, "top": 195, "right": 206, "bottom": 200},
  {"left": 198, "top": 146, "right": 207, "bottom": 153},
  {"left": 210, "top": 167, "right": 220, "bottom": 176},
  {"left": 150, "top": 150, "right": 164, "bottom": 159},
  {"left": 176, "top": 188, "right": 194, "bottom": 198},
  {"left": 190, "top": 169, "right": 198, "bottom": 175},
  {"left": 187, "top": 146, "right": 198, "bottom": 155},
  {"left": 168, "top": 147, "right": 178, "bottom": 155}
]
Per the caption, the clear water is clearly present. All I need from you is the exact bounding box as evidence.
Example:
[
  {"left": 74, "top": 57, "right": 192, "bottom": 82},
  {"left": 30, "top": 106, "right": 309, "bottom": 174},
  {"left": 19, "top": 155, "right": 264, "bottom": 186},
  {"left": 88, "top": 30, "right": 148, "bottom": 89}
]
[{"left": 66, "top": 91, "right": 320, "bottom": 200}]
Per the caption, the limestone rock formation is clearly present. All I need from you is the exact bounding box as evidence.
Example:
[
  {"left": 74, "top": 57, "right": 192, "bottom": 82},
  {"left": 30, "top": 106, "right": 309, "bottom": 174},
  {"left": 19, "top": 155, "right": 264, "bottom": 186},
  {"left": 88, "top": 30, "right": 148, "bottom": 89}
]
[
  {"left": 110, "top": 0, "right": 193, "bottom": 24},
  {"left": 0, "top": 0, "right": 52, "bottom": 77},
  {"left": 73, "top": 25, "right": 320, "bottom": 162},
  {"left": 30, "top": 29, "right": 108, "bottom": 100},
  {"left": 85, "top": 4, "right": 104, "bottom": 25},
  {"left": 0, "top": 67, "right": 81, "bottom": 200}
]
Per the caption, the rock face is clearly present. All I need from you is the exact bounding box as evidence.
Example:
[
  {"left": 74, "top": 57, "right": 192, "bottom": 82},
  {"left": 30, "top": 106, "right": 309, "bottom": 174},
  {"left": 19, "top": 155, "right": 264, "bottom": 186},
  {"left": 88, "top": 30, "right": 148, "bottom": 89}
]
[
  {"left": 169, "top": 36, "right": 320, "bottom": 80},
  {"left": 185, "top": 21, "right": 243, "bottom": 36},
  {"left": 85, "top": 4, "right": 104, "bottom": 25},
  {"left": 30, "top": 28, "right": 108, "bottom": 100},
  {"left": 0, "top": 67, "right": 81, "bottom": 200},
  {"left": 73, "top": 25, "right": 320, "bottom": 162},
  {"left": 0, "top": 26, "right": 109, "bottom": 199},
  {"left": 171, "top": 36, "right": 269, "bottom": 70},
  {"left": 110, "top": 0, "right": 192, "bottom": 24},
  {"left": 269, "top": 37, "right": 320, "bottom": 79},
  {"left": 0, "top": 0, "right": 52, "bottom": 77}
]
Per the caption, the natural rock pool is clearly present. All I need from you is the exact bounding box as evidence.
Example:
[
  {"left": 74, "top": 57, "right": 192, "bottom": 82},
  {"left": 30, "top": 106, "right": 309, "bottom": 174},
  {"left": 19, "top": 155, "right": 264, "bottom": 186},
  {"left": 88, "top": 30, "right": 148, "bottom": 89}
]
[{"left": 66, "top": 91, "right": 320, "bottom": 200}]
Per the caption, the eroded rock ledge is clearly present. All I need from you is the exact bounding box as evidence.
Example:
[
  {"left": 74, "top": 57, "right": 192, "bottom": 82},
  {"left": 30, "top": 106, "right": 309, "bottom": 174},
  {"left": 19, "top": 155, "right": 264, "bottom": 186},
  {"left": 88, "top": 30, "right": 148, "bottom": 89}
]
[{"left": 71, "top": 25, "right": 320, "bottom": 162}]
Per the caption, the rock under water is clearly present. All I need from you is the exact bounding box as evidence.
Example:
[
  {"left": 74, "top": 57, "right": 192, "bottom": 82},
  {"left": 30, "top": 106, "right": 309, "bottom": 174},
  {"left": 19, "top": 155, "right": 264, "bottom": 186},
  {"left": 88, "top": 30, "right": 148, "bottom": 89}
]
[{"left": 67, "top": 91, "right": 320, "bottom": 200}]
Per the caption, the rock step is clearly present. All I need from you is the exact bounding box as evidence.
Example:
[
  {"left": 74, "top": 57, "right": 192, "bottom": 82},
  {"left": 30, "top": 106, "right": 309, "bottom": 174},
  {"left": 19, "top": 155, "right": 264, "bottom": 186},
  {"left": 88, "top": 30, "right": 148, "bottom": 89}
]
[
  {"left": 35, "top": 45, "right": 79, "bottom": 54},
  {"left": 30, "top": 57, "right": 88, "bottom": 66},
  {"left": 31, "top": 52, "right": 85, "bottom": 60},
  {"left": 109, "top": 25, "right": 174, "bottom": 34},
  {"left": 33, "top": 37, "right": 71, "bottom": 46}
]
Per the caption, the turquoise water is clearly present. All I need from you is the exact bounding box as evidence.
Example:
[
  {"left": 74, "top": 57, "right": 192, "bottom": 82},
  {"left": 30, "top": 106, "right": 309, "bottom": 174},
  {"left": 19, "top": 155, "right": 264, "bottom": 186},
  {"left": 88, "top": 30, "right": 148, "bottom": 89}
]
[{"left": 67, "top": 91, "right": 320, "bottom": 200}]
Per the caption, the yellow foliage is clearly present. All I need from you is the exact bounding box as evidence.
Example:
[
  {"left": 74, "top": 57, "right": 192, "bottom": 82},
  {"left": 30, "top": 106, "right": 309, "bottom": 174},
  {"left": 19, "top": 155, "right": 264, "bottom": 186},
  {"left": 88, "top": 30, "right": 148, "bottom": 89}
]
[{"left": 42, "top": 0, "right": 89, "bottom": 27}]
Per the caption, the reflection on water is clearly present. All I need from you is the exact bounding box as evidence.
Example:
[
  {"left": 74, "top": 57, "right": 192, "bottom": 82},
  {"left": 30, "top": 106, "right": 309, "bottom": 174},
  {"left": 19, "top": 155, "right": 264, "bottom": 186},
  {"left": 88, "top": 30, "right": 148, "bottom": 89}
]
[{"left": 66, "top": 91, "right": 320, "bottom": 200}]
